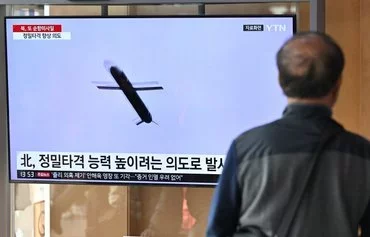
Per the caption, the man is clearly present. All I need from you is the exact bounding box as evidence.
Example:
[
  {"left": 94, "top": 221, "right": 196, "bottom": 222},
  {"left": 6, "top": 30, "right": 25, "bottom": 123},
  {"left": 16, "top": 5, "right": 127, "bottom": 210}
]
[{"left": 206, "top": 31, "right": 370, "bottom": 237}]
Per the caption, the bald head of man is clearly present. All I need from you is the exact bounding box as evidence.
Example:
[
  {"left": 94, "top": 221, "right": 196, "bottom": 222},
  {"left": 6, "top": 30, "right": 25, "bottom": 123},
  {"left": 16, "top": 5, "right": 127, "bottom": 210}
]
[{"left": 276, "top": 31, "right": 345, "bottom": 107}]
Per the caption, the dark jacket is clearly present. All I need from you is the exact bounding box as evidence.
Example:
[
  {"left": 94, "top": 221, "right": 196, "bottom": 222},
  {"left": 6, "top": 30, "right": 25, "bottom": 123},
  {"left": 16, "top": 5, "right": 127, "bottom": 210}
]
[{"left": 206, "top": 103, "right": 370, "bottom": 237}]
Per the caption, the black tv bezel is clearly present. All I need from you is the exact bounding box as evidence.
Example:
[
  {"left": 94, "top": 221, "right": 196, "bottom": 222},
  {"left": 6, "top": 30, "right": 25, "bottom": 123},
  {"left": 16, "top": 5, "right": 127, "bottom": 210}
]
[{"left": 4, "top": 14, "right": 297, "bottom": 187}]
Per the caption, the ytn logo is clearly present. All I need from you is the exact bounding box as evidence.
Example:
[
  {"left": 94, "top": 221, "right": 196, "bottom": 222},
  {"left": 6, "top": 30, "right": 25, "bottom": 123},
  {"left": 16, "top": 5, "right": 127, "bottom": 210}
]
[{"left": 265, "top": 24, "right": 287, "bottom": 32}]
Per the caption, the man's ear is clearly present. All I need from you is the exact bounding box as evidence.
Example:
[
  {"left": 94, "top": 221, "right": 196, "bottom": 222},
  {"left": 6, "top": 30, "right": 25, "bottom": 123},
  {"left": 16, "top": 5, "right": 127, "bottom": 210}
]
[
  {"left": 334, "top": 76, "right": 342, "bottom": 92},
  {"left": 331, "top": 76, "right": 342, "bottom": 101}
]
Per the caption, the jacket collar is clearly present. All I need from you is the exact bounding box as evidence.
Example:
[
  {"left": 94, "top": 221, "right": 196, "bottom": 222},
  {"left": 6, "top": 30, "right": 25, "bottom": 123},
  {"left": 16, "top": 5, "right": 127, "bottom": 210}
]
[{"left": 282, "top": 103, "right": 332, "bottom": 119}]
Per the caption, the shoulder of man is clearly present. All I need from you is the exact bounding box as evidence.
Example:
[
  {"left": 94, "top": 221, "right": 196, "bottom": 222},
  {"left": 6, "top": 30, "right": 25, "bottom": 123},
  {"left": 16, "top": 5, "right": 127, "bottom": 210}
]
[
  {"left": 235, "top": 120, "right": 279, "bottom": 143},
  {"left": 338, "top": 130, "right": 370, "bottom": 154},
  {"left": 232, "top": 119, "right": 370, "bottom": 162},
  {"left": 342, "top": 130, "right": 370, "bottom": 144},
  {"left": 231, "top": 120, "right": 281, "bottom": 161}
]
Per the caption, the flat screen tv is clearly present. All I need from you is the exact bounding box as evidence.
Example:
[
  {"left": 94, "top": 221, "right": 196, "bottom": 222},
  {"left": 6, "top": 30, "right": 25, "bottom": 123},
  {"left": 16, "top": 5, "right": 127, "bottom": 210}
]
[{"left": 5, "top": 15, "right": 296, "bottom": 186}]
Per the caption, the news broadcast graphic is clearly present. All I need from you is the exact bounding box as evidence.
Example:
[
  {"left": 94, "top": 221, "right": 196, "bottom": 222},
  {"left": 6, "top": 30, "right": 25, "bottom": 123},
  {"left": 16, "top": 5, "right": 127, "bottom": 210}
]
[
  {"left": 5, "top": 16, "right": 296, "bottom": 186},
  {"left": 12, "top": 24, "right": 71, "bottom": 40},
  {"left": 17, "top": 152, "right": 224, "bottom": 184}
]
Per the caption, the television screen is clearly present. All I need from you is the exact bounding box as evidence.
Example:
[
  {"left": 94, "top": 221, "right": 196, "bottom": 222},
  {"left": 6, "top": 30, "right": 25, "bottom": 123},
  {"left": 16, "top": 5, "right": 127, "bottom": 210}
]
[{"left": 5, "top": 15, "right": 296, "bottom": 186}]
